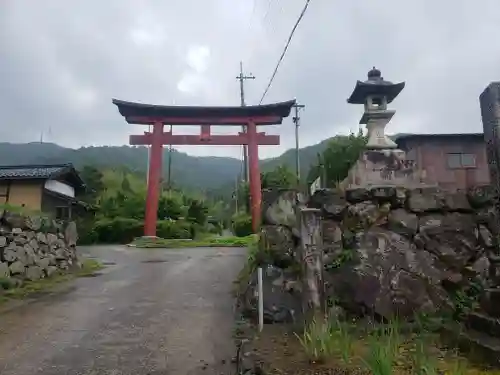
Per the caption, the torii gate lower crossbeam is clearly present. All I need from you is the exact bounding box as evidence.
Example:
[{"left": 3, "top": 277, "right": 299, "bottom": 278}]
[{"left": 112, "top": 99, "right": 296, "bottom": 237}]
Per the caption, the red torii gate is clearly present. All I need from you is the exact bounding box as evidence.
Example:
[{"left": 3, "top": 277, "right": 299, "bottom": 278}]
[{"left": 112, "top": 99, "right": 295, "bottom": 237}]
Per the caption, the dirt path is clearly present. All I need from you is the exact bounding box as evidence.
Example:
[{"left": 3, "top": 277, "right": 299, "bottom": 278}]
[{"left": 0, "top": 245, "right": 246, "bottom": 375}]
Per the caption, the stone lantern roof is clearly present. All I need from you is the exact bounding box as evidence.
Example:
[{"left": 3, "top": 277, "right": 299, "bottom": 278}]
[{"left": 347, "top": 67, "right": 405, "bottom": 104}]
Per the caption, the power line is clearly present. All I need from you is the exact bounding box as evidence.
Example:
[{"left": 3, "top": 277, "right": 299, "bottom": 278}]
[
  {"left": 259, "top": 0, "right": 312, "bottom": 104},
  {"left": 249, "top": 0, "right": 257, "bottom": 28},
  {"left": 262, "top": 0, "right": 273, "bottom": 23},
  {"left": 242, "top": 0, "right": 279, "bottom": 69}
]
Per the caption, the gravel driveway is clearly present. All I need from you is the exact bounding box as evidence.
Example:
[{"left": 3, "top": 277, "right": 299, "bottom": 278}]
[{"left": 0, "top": 245, "right": 246, "bottom": 375}]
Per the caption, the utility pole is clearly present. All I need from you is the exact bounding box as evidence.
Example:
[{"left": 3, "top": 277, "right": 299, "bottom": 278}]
[
  {"left": 234, "top": 175, "right": 239, "bottom": 214},
  {"left": 236, "top": 61, "right": 255, "bottom": 183},
  {"left": 292, "top": 103, "right": 305, "bottom": 185}
]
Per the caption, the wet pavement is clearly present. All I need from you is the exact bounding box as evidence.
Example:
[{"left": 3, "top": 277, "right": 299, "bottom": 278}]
[{"left": 0, "top": 245, "right": 246, "bottom": 375}]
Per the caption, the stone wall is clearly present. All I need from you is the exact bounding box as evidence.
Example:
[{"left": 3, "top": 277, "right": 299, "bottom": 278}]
[
  {"left": 0, "top": 211, "right": 79, "bottom": 285},
  {"left": 246, "top": 185, "right": 498, "bottom": 323},
  {"left": 238, "top": 189, "right": 305, "bottom": 324},
  {"left": 310, "top": 184, "right": 495, "bottom": 319}
]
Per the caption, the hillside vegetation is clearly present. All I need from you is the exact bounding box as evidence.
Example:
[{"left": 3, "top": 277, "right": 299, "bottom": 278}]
[
  {"left": 0, "top": 131, "right": 397, "bottom": 193},
  {"left": 0, "top": 142, "right": 241, "bottom": 191}
]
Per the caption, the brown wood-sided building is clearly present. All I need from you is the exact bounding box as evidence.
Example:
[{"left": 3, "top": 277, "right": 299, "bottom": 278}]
[
  {"left": 0, "top": 164, "right": 87, "bottom": 220},
  {"left": 395, "top": 133, "right": 490, "bottom": 190}
]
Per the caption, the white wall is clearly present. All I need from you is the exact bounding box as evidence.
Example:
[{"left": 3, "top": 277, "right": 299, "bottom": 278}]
[{"left": 44, "top": 180, "right": 75, "bottom": 198}]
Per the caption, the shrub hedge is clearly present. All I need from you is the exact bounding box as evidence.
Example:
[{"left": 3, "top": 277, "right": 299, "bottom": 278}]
[
  {"left": 82, "top": 217, "right": 196, "bottom": 244},
  {"left": 232, "top": 212, "right": 253, "bottom": 237},
  {"left": 156, "top": 219, "right": 191, "bottom": 240}
]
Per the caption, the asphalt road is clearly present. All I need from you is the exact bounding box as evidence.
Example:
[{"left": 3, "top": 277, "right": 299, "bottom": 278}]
[{"left": 0, "top": 245, "right": 246, "bottom": 375}]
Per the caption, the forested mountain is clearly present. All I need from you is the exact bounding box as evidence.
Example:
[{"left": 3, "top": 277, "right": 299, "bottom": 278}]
[
  {"left": 0, "top": 140, "right": 333, "bottom": 189},
  {"left": 0, "top": 142, "right": 242, "bottom": 191},
  {"left": 0, "top": 134, "right": 406, "bottom": 192}
]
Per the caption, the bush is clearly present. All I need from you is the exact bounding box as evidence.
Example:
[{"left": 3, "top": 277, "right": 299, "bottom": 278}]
[
  {"left": 232, "top": 212, "right": 253, "bottom": 237},
  {"left": 190, "top": 223, "right": 208, "bottom": 239},
  {"left": 93, "top": 217, "right": 143, "bottom": 244},
  {"left": 207, "top": 222, "right": 223, "bottom": 235},
  {"left": 76, "top": 215, "right": 101, "bottom": 245},
  {"left": 82, "top": 217, "right": 201, "bottom": 244},
  {"left": 78, "top": 228, "right": 99, "bottom": 245},
  {"left": 158, "top": 195, "right": 184, "bottom": 220},
  {"left": 187, "top": 199, "right": 208, "bottom": 225},
  {"left": 156, "top": 220, "right": 191, "bottom": 239}
]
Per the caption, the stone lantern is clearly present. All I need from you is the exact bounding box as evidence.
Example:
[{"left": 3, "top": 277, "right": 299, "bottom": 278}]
[
  {"left": 340, "top": 68, "right": 424, "bottom": 187},
  {"left": 347, "top": 67, "right": 405, "bottom": 149}
]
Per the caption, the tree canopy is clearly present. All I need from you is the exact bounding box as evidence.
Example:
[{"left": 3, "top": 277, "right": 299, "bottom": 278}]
[{"left": 307, "top": 130, "right": 367, "bottom": 187}]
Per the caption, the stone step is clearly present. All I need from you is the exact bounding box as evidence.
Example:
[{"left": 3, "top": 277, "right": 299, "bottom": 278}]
[
  {"left": 466, "top": 312, "right": 500, "bottom": 338},
  {"left": 441, "top": 326, "right": 500, "bottom": 367}
]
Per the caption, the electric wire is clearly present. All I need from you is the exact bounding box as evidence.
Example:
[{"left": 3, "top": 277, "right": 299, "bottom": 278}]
[
  {"left": 259, "top": 0, "right": 312, "bottom": 104},
  {"left": 249, "top": 0, "right": 257, "bottom": 28},
  {"left": 241, "top": 0, "right": 277, "bottom": 72},
  {"left": 262, "top": 0, "right": 273, "bottom": 23}
]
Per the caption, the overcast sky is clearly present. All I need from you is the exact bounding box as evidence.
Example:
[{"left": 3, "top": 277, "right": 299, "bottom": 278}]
[{"left": 1, "top": 0, "right": 499, "bottom": 159}]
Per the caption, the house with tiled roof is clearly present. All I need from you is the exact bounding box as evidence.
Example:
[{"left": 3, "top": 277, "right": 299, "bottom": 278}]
[{"left": 0, "top": 163, "right": 87, "bottom": 219}]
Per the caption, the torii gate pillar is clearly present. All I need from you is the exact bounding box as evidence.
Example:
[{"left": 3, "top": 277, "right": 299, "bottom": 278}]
[
  {"left": 144, "top": 122, "right": 164, "bottom": 237},
  {"left": 247, "top": 121, "right": 261, "bottom": 233}
]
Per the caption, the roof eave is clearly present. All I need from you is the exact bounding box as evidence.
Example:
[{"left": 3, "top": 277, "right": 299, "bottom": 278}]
[
  {"left": 112, "top": 98, "right": 296, "bottom": 123},
  {"left": 49, "top": 165, "right": 86, "bottom": 191},
  {"left": 347, "top": 81, "right": 405, "bottom": 104},
  {"left": 395, "top": 133, "right": 485, "bottom": 143},
  {"left": 0, "top": 176, "right": 47, "bottom": 181}
]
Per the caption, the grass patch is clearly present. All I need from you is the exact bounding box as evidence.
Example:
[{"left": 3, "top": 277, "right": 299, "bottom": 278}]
[
  {"left": 252, "top": 318, "right": 500, "bottom": 375},
  {"left": 0, "top": 259, "right": 104, "bottom": 303},
  {"left": 76, "top": 258, "right": 104, "bottom": 276},
  {"left": 130, "top": 234, "right": 257, "bottom": 249},
  {"left": 294, "top": 318, "right": 338, "bottom": 364}
]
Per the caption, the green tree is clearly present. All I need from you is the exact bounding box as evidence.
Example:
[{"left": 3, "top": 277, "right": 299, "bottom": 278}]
[
  {"left": 121, "top": 176, "right": 132, "bottom": 193},
  {"left": 79, "top": 165, "right": 105, "bottom": 203},
  {"left": 232, "top": 165, "right": 295, "bottom": 216},
  {"left": 308, "top": 130, "right": 367, "bottom": 187},
  {"left": 237, "top": 181, "right": 250, "bottom": 214},
  {"left": 158, "top": 193, "right": 184, "bottom": 220},
  {"left": 261, "top": 165, "right": 295, "bottom": 189},
  {"left": 187, "top": 199, "right": 208, "bottom": 225}
]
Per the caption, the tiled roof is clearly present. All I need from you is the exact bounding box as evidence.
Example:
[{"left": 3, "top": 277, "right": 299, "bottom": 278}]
[{"left": 0, "top": 164, "right": 71, "bottom": 180}]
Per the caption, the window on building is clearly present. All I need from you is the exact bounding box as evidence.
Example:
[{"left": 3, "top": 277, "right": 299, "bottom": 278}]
[
  {"left": 55, "top": 206, "right": 71, "bottom": 220},
  {"left": 461, "top": 153, "right": 476, "bottom": 167},
  {"left": 446, "top": 153, "right": 477, "bottom": 169}
]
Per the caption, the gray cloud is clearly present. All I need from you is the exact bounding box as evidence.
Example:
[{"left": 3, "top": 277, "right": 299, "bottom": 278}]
[{"left": 1, "top": 0, "right": 499, "bottom": 158}]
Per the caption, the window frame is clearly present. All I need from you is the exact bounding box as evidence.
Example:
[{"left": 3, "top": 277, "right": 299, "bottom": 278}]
[{"left": 446, "top": 153, "right": 477, "bottom": 169}]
